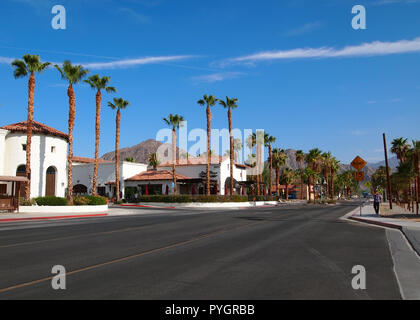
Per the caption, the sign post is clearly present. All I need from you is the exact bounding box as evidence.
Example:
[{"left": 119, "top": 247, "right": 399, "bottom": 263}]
[{"left": 351, "top": 156, "right": 367, "bottom": 216}]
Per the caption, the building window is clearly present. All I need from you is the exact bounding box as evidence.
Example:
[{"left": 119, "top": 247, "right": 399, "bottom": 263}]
[
  {"left": 51, "top": 146, "right": 56, "bottom": 153},
  {"left": 22, "top": 144, "right": 27, "bottom": 151}
]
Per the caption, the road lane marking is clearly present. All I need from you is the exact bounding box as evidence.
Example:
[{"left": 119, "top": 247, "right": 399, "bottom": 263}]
[{"left": 0, "top": 221, "right": 261, "bottom": 294}]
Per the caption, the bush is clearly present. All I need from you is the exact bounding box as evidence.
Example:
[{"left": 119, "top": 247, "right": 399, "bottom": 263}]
[
  {"left": 131, "top": 195, "right": 249, "bottom": 203},
  {"left": 74, "top": 196, "right": 107, "bottom": 206},
  {"left": 35, "top": 196, "right": 68, "bottom": 206},
  {"left": 19, "top": 198, "right": 36, "bottom": 206}
]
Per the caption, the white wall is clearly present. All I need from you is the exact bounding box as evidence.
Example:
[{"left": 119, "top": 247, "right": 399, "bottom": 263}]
[
  {"left": 0, "top": 129, "right": 7, "bottom": 175},
  {"left": 3, "top": 132, "right": 68, "bottom": 198}
]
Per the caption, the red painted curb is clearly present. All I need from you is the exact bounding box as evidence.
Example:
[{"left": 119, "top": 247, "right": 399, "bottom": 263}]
[
  {"left": 349, "top": 216, "right": 402, "bottom": 230},
  {"left": 0, "top": 213, "right": 108, "bottom": 223}
]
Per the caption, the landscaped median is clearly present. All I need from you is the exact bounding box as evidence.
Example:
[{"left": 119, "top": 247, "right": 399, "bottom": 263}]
[
  {"left": 119, "top": 195, "right": 300, "bottom": 209},
  {"left": 18, "top": 196, "right": 109, "bottom": 214}
]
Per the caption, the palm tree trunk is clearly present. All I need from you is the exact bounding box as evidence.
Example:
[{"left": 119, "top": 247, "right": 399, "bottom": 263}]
[
  {"left": 276, "top": 168, "right": 280, "bottom": 197},
  {"left": 115, "top": 109, "right": 121, "bottom": 202},
  {"left": 228, "top": 108, "right": 234, "bottom": 196},
  {"left": 269, "top": 145, "right": 272, "bottom": 197},
  {"left": 172, "top": 128, "right": 177, "bottom": 195},
  {"left": 286, "top": 184, "right": 289, "bottom": 200},
  {"left": 308, "top": 177, "right": 312, "bottom": 203},
  {"left": 25, "top": 72, "right": 35, "bottom": 200},
  {"left": 67, "top": 84, "right": 76, "bottom": 204},
  {"left": 92, "top": 90, "right": 102, "bottom": 196},
  {"left": 256, "top": 144, "right": 261, "bottom": 196},
  {"left": 206, "top": 105, "right": 211, "bottom": 195}
]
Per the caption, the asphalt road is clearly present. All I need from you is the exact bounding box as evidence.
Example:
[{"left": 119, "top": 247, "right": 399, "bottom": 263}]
[{"left": 0, "top": 204, "right": 401, "bottom": 300}]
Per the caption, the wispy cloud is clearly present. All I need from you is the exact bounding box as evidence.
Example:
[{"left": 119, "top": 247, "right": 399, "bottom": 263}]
[
  {"left": 283, "top": 21, "right": 322, "bottom": 37},
  {"left": 350, "top": 130, "right": 368, "bottom": 136},
  {"left": 80, "top": 55, "right": 194, "bottom": 70},
  {"left": 119, "top": 7, "right": 149, "bottom": 24},
  {"left": 0, "top": 56, "right": 14, "bottom": 64},
  {"left": 191, "top": 72, "right": 243, "bottom": 83},
  {"left": 223, "top": 37, "right": 420, "bottom": 66}
]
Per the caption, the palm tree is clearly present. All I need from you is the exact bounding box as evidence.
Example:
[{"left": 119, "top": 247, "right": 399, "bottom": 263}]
[
  {"left": 251, "top": 132, "right": 265, "bottom": 196},
  {"left": 108, "top": 98, "right": 130, "bottom": 202},
  {"left": 304, "top": 167, "right": 319, "bottom": 200},
  {"left": 197, "top": 94, "right": 217, "bottom": 195},
  {"left": 412, "top": 140, "right": 420, "bottom": 214},
  {"left": 322, "top": 152, "right": 332, "bottom": 199},
  {"left": 280, "top": 167, "right": 294, "bottom": 200},
  {"left": 233, "top": 138, "right": 243, "bottom": 162},
  {"left": 305, "top": 148, "right": 322, "bottom": 203},
  {"left": 272, "top": 148, "right": 287, "bottom": 197},
  {"left": 148, "top": 153, "right": 160, "bottom": 170},
  {"left": 264, "top": 135, "right": 276, "bottom": 196},
  {"left": 295, "top": 150, "right": 305, "bottom": 200},
  {"left": 11, "top": 54, "right": 51, "bottom": 200},
  {"left": 330, "top": 157, "right": 340, "bottom": 199},
  {"left": 84, "top": 75, "right": 116, "bottom": 196},
  {"left": 55, "top": 61, "right": 89, "bottom": 204},
  {"left": 163, "top": 114, "right": 185, "bottom": 195},
  {"left": 218, "top": 97, "right": 239, "bottom": 195},
  {"left": 391, "top": 137, "right": 410, "bottom": 165}
]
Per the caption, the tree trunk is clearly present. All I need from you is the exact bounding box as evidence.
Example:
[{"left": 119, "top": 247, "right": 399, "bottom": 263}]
[
  {"left": 172, "top": 128, "right": 177, "bottom": 195},
  {"left": 206, "top": 105, "right": 211, "bottom": 195},
  {"left": 325, "top": 169, "right": 329, "bottom": 199},
  {"left": 25, "top": 73, "right": 35, "bottom": 200},
  {"left": 67, "top": 84, "right": 76, "bottom": 204},
  {"left": 92, "top": 90, "right": 102, "bottom": 196},
  {"left": 276, "top": 168, "right": 280, "bottom": 197},
  {"left": 269, "top": 145, "right": 272, "bottom": 197},
  {"left": 308, "top": 177, "right": 312, "bottom": 203},
  {"left": 228, "top": 108, "right": 234, "bottom": 196},
  {"left": 256, "top": 144, "right": 261, "bottom": 196},
  {"left": 115, "top": 109, "right": 121, "bottom": 202},
  {"left": 286, "top": 184, "right": 289, "bottom": 200}
]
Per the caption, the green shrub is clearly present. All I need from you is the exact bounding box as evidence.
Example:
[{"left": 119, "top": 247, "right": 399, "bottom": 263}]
[
  {"left": 35, "top": 196, "right": 68, "bottom": 206},
  {"left": 74, "top": 196, "right": 107, "bottom": 206},
  {"left": 19, "top": 197, "right": 36, "bottom": 206}
]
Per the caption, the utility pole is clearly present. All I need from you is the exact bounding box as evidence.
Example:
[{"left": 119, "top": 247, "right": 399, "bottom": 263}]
[{"left": 383, "top": 133, "right": 393, "bottom": 210}]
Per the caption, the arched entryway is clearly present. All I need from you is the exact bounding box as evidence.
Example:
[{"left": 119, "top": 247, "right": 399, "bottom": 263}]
[
  {"left": 16, "top": 165, "right": 27, "bottom": 198},
  {"left": 45, "top": 166, "right": 56, "bottom": 196},
  {"left": 73, "top": 184, "right": 88, "bottom": 195}
]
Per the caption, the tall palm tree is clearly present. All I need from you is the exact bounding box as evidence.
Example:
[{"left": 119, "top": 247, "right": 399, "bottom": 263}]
[
  {"left": 412, "top": 140, "right": 420, "bottom": 214},
  {"left": 11, "top": 54, "right": 51, "bottom": 200},
  {"left": 163, "top": 114, "right": 185, "bottom": 195},
  {"left": 305, "top": 148, "right": 322, "bottom": 203},
  {"left": 391, "top": 137, "right": 410, "bottom": 165},
  {"left": 197, "top": 94, "right": 217, "bottom": 195},
  {"left": 251, "top": 132, "right": 265, "bottom": 196},
  {"left": 264, "top": 135, "right": 276, "bottom": 196},
  {"left": 84, "top": 75, "right": 116, "bottom": 196},
  {"left": 218, "top": 97, "right": 239, "bottom": 195},
  {"left": 295, "top": 150, "right": 305, "bottom": 199},
  {"left": 108, "top": 98, "right": 130, "bottom": 202},
  {"left": 55, "top": 61, "right": 89, "bottom": 204}
]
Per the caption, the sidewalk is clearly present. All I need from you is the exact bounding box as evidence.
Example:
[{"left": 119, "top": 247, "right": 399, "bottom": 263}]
[
  {"left": 346, "top": 205, "right": 420, "bottom": 256},
  {"left": 0, "top": 211, "right": 108, "bottom": 222}
]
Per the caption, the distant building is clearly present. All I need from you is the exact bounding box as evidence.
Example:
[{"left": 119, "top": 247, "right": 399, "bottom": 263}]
[
  {"left": 124, "top": 156, "right": 249, "bottom": 197},
  {"left": 0, "top": 121, "right": 68, "bottom": 198}
]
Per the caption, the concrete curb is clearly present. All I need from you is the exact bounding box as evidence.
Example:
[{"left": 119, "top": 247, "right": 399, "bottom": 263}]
[
  {"left": 348, "top": 216, "right": 403, "bottom": 231},
  {"left": 0, "top": 213, "right": 108, "bottom": 223}
]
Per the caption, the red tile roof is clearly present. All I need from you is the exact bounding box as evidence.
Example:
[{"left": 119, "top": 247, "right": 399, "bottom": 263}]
[
  {"left": 126, "top": 170, "right": 193, "bottom": 182},
  {"left": 73, "top": 156, "right": 113, "bottom": 164},
  {"left": 1, "top": 120, "right": 68, "bottom": 140},
  {"left": 159, "top": 156, "right": 227, "bottom": 167}
]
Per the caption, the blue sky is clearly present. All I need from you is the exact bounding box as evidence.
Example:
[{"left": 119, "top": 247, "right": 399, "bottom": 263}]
[{"left": 0, "top": 0, "right": 419, "bottom": 164}]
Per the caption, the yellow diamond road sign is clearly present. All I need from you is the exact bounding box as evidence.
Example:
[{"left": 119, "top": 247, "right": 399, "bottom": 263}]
[{"left": 351, "top": 156, "right": 367, "bottom": 171}]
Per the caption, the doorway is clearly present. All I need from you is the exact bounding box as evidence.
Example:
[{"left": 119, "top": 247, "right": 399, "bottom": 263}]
[{"left": 45, "top": 166, "right": 56, "bottom": 196}]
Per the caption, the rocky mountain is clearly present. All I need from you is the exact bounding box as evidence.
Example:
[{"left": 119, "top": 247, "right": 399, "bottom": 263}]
[
  {"left": 368, "top": 156, "right": 399, "bottom": 170},
  {"left": 101, "top": 139, "right": 185, "bottom": 164}
]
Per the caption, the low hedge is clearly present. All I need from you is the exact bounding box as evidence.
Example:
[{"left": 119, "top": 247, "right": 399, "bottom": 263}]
[
  {"left": 131, "top": 195, "right": 252, "bottom": 203},
  {"left": 35, "top": 196, "right": 68, "bottom": 206},
  {"left": 74, "top": 196, "right": 107, "bottom": 206}
]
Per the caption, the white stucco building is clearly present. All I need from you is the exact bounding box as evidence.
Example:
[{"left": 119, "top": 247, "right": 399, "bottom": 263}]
[
  {"left": 0, "top": 121, "right": 68, "bottom": 198},
  {"left": 125, "top": 156, "right": 249, "bottom": 196},
  {"left": 72, "top": 157, "right": 148, "bottom": 199}
]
